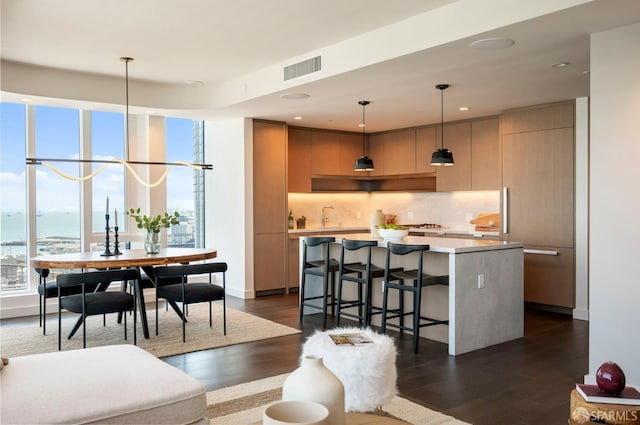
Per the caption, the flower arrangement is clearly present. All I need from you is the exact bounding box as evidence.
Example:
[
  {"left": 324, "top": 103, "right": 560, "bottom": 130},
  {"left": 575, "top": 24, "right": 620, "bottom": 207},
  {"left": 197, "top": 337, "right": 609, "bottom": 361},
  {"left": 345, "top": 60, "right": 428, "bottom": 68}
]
[{"left": 126, "top": 208, "right": 180, "bottom": 233}]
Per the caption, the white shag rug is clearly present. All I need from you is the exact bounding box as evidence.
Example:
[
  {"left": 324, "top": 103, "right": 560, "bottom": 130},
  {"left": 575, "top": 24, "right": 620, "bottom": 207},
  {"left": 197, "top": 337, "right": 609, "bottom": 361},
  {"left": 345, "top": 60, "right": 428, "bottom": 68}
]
[{"left": 302, "top": 327, "right": 398, "bottom": 412}]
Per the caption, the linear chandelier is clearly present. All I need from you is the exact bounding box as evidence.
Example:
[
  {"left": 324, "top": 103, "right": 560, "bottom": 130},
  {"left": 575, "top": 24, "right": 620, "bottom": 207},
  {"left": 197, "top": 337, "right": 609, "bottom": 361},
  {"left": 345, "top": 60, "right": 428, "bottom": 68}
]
[{"left": 25, "top": 57, "right": 212, "bottom": 187}]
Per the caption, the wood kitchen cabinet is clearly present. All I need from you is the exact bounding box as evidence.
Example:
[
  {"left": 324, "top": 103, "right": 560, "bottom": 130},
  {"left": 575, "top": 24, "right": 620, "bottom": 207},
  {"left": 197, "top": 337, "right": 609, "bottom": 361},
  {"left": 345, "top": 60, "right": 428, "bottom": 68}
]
[
  {"left": 416, "top": 125, "right": 437, "bottom": 174},
  {"left": 288, "top": 127, "right": 312, "bottom": 193},
  {"left": 365, "top": 129, "right": 416, "bottom": 176},
  {"left": 311, "top": 130, "right": 341, "bottom": 175},
  {"left": 471, "top": 117, "right": 501, "bottom": 190},
  {"left": 339, "top": 132, "right": 365, "bottom": 176},
  {"left": 502, "top": 101, "right": 575, "bottom": 308},
  {"left": 523, "top": 246, "right": 575, "bottom": 308},
  {"left": 435, "top": 121, "right": 471, "bottom": 191},
  {"left": 367, "top": 133, "right": 385, "bottom": 176},
  {"left": 253, "top": 120, "right": 287, "bottom": 294}
]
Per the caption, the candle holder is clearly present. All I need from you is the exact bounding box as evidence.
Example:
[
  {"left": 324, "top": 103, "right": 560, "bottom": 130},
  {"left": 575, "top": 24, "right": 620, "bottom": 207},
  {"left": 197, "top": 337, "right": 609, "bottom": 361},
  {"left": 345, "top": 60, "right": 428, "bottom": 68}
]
[
  {"left": 101, "top": 214, "right": 114, "bottom": 257},
  {"left": 113, "top": 226, "right": 122, "bottom": 256}
]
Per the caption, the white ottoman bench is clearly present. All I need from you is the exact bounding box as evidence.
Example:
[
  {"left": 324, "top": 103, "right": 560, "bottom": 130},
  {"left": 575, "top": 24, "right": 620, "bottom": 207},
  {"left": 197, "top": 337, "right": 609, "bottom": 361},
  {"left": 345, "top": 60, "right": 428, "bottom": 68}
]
[
  {"left": 302, "top": 327, "right": 397, "bottom": 412},
  {"left": 0, "top": 344, "right": 207, "bottom": 425}
]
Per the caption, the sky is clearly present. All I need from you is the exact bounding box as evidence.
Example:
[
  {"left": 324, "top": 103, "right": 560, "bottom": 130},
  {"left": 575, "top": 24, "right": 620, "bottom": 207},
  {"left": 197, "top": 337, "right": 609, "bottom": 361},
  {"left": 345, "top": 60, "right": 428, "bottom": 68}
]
[{"left": 0, "top": 102, "right": 197, "bottom": 217}]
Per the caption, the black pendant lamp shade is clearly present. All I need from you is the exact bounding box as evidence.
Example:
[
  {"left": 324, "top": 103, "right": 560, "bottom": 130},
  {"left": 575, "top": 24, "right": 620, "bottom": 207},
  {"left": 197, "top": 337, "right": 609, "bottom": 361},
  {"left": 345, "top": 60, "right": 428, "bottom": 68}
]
[
  {"left": 354, "top": 100, "right": 374, "bottom": 171},
  {"left": 431, "top": 84, "right": 455, "bottom": 167}
]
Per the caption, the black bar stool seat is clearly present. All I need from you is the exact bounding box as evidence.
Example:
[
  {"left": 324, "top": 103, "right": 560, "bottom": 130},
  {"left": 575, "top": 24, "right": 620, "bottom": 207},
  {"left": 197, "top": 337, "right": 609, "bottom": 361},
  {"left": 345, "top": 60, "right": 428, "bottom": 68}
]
[
  {"left": 336, "top": 239, "right": 396, "bottom": 328},
  {"left": 381, "top": 242, "right": 449, "bottom": 353},
  {"left": 299, "top": 236, "right": 340, "bottom": 329}
]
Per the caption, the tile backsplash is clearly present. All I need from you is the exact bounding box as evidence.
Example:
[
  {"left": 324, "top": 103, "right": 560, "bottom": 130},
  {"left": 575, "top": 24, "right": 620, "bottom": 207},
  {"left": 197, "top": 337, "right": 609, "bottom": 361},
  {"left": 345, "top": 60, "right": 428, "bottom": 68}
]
[{"left": 288, "top": 191, "right": 500, "bottom": 230}]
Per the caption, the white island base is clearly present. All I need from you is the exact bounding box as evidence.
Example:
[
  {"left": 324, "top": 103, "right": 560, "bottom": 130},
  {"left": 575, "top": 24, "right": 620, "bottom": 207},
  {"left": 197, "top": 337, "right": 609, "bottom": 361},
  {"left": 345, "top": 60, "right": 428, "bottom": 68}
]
[{"left": 299, "top": 234, "right": 524, "bottom": 356}]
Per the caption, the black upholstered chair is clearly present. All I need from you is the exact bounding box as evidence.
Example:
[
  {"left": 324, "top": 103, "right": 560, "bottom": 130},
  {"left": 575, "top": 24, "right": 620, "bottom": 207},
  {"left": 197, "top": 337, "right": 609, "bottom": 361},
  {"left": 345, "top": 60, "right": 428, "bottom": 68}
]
[
  {"left": 381, "top": 242, "right": 449, "bottom": 353},
  {"left": 299, "top": 236, "right": 340, "bottom": 329},
  {"left": 37, "top": 267, "right": 100, "bottom": 335},
  {"left": 57, "top": 268, "right": 139, "bottom": 350},
  {"left": 336, "top": 239, "right": 394, "bottom": 328},
  {"left": 153, "top": 262, "right": 227, "bottom": 342}
]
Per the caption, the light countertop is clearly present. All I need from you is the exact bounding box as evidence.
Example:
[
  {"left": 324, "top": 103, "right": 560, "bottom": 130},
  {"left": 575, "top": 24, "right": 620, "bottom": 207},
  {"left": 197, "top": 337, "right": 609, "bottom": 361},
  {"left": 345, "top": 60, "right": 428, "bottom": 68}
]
[
  {"left": 407, "top": 227, "right": 500, "bottom": 237},
  {"left": 299, "top": 232, "right": 522, "bottom": 254},
  {"left": 288, "top": 226, "right": 369, "bottom": 235}
]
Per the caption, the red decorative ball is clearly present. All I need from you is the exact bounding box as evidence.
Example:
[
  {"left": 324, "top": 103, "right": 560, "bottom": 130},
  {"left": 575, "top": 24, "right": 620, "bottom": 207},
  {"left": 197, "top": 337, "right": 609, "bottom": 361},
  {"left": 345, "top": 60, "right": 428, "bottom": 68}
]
[{"left": 596, "top": 362, "right": 626, "bottom": 394}]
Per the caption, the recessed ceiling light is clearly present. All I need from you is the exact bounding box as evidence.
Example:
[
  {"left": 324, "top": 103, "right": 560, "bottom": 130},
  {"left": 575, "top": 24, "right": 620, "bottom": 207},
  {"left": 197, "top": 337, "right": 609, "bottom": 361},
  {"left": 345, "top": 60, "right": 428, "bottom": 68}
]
[
  {"left": 470, "top": 37, "right": 515, "bottom": 50},
  {"left": 552, "top": 62, "right": 570, "bottom": 68},
  {"left": 21, "top": 98, "right": 32, "bottom": 102},
  {"left": 185, "top": 80, "right": 204, "bottom": 86},
  {"left": 358, "top": 123, "right": 366, "bottom": 128},
  {"left": 145, "top": 110, "right": 156, "bottom": 114},
  {"left": 294, "top": 116, "right": 303, "bottom": 120},
  {"left": 459, "top": 106, "right": 470, "bottom": 111},
  {"left": 280, "top": 93, "right": 310, "bottom": 100}
]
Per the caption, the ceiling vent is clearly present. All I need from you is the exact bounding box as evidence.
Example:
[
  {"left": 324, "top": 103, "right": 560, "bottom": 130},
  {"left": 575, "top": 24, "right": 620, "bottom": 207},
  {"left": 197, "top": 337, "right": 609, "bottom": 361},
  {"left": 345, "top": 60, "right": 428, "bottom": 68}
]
[{"left": 284, "top": 56, "right": 322, "bottom": 81}]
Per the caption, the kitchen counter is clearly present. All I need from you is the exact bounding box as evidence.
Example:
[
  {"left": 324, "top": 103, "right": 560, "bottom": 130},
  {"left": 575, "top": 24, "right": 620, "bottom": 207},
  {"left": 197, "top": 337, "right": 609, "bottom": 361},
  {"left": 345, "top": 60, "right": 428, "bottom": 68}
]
[
  {"left": 299, "top": 232, "right": 524, "bottom": 356},
  {"left": 323, "top": 233, "right": 520, "bottom": 254},
  {"left": 407, "top": 227, "right": 500, "bottom": 237},
  {"left": 288, "top": 226, "right": 369, "bottom": 235}
]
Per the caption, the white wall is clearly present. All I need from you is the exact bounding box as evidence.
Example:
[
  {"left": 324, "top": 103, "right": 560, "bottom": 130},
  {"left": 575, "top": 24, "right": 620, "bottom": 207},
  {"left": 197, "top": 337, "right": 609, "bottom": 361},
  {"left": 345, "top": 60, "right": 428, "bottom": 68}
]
[
  {"left": 205, "top": 117, "right": 254, "bottom": 299},
  {"left": 588, "top": 22, "right": 640, "bottom": 386},
  {"left": 574, "top": 97, "right": 589, "bottom": 321}
]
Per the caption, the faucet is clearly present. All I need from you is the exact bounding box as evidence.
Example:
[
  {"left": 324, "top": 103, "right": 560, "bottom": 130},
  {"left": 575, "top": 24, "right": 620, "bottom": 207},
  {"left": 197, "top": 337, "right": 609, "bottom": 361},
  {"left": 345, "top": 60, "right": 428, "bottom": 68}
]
[{"left": 321, "top": 205, "right": 334, "bottom": 228}]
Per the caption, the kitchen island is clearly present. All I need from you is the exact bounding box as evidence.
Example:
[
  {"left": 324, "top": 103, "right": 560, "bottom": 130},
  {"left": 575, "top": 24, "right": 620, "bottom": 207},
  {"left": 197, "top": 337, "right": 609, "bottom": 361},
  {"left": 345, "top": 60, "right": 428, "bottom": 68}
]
[{"left": 299, "top": 233, "right": 524, "bottom": 356}]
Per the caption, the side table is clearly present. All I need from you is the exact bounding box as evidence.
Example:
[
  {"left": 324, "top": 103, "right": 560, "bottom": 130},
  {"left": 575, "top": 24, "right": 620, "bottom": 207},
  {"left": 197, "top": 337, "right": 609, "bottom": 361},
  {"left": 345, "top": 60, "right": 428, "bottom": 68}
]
[{"left": 570, "top": 389, "right": 640, "bottom": 425}]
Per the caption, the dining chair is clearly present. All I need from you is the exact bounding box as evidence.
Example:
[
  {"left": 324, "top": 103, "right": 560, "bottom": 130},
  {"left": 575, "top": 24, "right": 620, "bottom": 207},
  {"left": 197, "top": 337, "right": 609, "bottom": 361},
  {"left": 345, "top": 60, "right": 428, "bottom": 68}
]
[
  {"left": 37, "top": 267, "right": 100, "bottom": 335},
  {"left": 381, "top": 242, "right": 449, "bottom": 354},
  {"left": 153, "top": 262, "right": 227, "bottom": 342},
  {"left": 56, "top": 268, "right": 139, "bottom": 350}
]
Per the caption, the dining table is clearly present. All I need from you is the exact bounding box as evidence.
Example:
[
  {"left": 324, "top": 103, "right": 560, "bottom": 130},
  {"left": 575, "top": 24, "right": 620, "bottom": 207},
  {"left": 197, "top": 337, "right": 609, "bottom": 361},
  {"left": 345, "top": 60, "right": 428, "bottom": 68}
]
[{"left": 30, "top": 247, "right": 218, "bottom": 339}]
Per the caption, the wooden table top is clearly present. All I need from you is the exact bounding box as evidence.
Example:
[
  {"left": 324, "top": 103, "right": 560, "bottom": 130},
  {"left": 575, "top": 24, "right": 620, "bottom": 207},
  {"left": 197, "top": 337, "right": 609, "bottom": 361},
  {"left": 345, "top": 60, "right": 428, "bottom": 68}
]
[{"left": 30, "top": 248, "right": 217, "bottom": 269}]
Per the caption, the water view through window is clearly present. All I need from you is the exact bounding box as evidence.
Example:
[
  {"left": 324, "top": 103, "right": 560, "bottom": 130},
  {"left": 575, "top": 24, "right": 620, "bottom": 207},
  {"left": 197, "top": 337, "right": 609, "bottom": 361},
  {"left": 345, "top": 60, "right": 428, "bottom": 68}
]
[{"left": 0, "top": 102, "right": 205, "bottom": 293}]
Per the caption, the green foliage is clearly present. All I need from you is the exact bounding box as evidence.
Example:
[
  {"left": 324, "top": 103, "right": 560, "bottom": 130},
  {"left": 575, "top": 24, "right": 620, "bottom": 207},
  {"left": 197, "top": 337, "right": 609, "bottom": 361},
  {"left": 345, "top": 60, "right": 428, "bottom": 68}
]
[
  {"left": 126, "top": 208, "right": 180, "bottom": 233},
  {"left": 378, "top": 223, "right": 407, "bottom": 230}
]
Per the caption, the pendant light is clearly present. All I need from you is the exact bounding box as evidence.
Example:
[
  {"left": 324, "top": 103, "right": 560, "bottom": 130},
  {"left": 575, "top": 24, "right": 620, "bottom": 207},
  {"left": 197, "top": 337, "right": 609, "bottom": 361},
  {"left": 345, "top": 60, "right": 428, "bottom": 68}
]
[
  {"left": 354, "top": 100, "right": 375, "bottom": 171},
  {"left": 430, "top": 84, "right": 455, "bottom": 166}
]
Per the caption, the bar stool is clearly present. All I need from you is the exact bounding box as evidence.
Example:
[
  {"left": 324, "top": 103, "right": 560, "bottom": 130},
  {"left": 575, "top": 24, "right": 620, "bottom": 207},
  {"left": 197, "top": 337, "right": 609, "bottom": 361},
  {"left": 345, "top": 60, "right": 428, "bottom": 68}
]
[
  {"left": 381, "top": 242, "right": 449, "bottom": 353},
  {"left": 299, "top": 236, "right": 339, "bottom": 329},
  {"left": 336, "top": 239, "right": 393, "bottom": 328}
]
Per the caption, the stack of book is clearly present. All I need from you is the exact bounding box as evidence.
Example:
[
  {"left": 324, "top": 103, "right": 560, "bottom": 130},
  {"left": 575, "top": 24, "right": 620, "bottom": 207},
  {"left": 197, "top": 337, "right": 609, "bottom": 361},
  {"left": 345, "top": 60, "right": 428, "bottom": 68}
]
[{"left": 576, "top": 384, "right": 640, "bottom": 406}]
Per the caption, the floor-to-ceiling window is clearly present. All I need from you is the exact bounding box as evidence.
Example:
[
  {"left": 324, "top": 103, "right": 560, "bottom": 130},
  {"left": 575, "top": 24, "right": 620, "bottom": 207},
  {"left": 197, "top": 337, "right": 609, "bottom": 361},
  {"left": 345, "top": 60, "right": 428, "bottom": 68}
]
[
  {"left": 90, "top": 111, "right": 125, "bottom": 233},
  {"left": 0, "top": 102, "right": 205, "bottom": 294},
  {"left": 0, "top": 103, "right": 27, "bottom": 291},
  {"left": 166, "top": 118, "right": 205, "bottom": 248}
]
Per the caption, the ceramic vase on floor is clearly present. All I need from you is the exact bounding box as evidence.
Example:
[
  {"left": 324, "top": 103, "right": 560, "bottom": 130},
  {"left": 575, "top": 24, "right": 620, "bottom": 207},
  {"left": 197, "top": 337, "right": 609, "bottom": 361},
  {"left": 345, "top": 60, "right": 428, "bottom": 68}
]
[{"left": 282, "top": 355, "right": 345, "bottom": 425}]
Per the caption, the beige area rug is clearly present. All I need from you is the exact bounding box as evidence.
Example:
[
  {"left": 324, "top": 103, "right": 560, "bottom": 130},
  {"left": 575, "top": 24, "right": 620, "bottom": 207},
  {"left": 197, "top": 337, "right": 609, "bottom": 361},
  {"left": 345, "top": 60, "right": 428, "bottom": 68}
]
[
  {"left": 0, "top": 303, "right": 300, "bottom": 358},
  {"left": 206, "top": 373, "right": 470, "bottom": 425}
]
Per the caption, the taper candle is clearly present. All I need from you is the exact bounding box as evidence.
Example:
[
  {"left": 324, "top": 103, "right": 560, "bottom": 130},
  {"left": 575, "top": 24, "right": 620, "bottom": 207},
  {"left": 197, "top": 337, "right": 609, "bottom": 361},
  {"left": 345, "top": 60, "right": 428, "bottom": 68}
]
[
  {"left": 114, "top": 208, "right": 118, "bottom": 226},
  {"left": 106, "top": 196, "right": 109, "bottom": 214}
]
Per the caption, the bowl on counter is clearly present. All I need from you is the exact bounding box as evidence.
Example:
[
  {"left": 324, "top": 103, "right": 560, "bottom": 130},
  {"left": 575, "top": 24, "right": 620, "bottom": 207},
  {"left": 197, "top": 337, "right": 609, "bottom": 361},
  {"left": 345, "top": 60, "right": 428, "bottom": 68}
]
[{"left": 377, "top": 228, "right": 409, "bottom": 241}]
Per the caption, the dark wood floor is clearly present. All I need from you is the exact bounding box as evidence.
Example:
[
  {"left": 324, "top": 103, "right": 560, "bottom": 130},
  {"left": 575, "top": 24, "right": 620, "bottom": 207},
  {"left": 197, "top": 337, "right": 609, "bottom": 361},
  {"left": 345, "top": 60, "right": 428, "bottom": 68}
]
[
  {"left": 2, "top": 294, "right": 587, "bottom": 424},
  {"left": 161, "top": 294, "right": 588, "bottom": 425}
]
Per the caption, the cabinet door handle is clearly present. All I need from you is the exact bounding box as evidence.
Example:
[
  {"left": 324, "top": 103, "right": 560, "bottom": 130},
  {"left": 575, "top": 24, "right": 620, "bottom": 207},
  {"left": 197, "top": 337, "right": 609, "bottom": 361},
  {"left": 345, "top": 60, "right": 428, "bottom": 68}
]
[
  {"left": 523, "top": 249, "right": 559, "bottom": 256},
  {"left": 502, "top": 187, "right": 509, "bottom": 234}
]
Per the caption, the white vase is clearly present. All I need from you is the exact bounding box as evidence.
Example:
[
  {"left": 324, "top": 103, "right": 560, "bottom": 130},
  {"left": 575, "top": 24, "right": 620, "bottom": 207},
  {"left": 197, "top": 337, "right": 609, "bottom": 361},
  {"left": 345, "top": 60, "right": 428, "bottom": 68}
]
[
  {"left": 263, "top": 400, "right": 329, "bottom": 425},
  {"left": 370, "top": 209, "right": 384, "bottom": 238},
  {"left": 282, "top": 355, "right": 345, "bottom": 425}
]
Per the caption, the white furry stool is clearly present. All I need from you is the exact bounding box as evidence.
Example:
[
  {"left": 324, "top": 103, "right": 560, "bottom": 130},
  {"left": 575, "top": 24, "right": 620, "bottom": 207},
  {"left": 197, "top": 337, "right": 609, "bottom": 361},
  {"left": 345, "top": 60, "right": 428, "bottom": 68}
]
[{"left": 302, "top": 327, "right": 397, "bottom": 412}]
